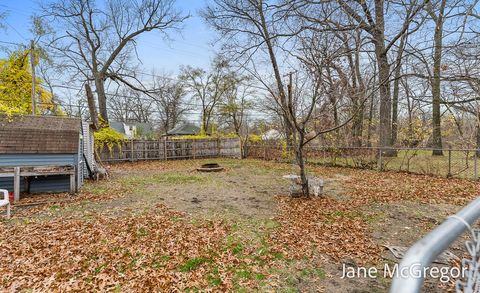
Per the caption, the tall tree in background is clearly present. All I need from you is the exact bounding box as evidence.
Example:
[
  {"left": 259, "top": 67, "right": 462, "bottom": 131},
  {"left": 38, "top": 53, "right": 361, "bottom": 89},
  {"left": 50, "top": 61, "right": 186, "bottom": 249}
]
[
  {"left": 42, "top": 0, "right": 187, "bottom": 123},
  {"left": 202, "top": 0, "right": 294, "bottom": 146},
  {"left": 426, "top": 0, "right": 447, "bottom": 155},
  {"left": 297, "top": 0, "right": 428, "bottom": 152},
  {"left": 180, "top": 58, "right": 233, "bottom": 134},
  {"left": 152, "top": 76, "right": 189, "bottom": 132},
  {"left": 108, "top": 88, "right": 154, "bottom": 123},
  {"left": 218, "top": 75, "right": 253, "bottom": 137}
]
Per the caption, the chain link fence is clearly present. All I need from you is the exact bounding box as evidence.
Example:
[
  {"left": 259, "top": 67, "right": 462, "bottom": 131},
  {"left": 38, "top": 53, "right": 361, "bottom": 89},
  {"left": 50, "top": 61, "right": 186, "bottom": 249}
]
[{"left": 245, "top": 144, "right": 480, "bottom": 180}]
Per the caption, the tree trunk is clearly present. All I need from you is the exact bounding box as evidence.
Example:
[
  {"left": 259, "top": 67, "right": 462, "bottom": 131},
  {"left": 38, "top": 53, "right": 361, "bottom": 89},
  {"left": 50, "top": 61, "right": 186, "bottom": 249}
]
[
  {"left": 373, "top": 0, "right": 393, "bottom": 153},
  {"left": 366, "top": 91, "right": 375, "bottom": 147},
  {"left": 351, "top": 99, "right": 364, "bottom": 147},
  {"left": 95, "top": 75, "right": 109, "bottom": 122},
  {"left": 376, "top": 48, "right": 393, "bottom": 150},
  {"left": 202, "top": 110, "right": 208, "bottom": 134},
  {"left": 295, "top": 139, "right": 309, "bottom": 197},
  {"left": 392, "top": 33, "right": 407, "bottom": 146},
  {"left": 431, "top": 0, "right": 446, "bottom": 156},
  {"left": 85, "top": 83, "right": 100, "bottom": 130},
  {"left": 257, "top": 5, "right": 292, "bottom": 148}
]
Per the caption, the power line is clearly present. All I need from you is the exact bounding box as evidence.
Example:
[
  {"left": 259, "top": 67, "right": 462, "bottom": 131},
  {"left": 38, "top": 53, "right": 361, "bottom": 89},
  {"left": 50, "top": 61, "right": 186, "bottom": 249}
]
[
  {"left": 0, "top": 40, "right": 25, "bottom": 46},
  {"left": 49, "top": 81, "right": 270, "bottom": 106},
  {"left": 5, "top": 20, "right": 27, "bottom": 41},
  {"left": 0, "top": 98, "right": 270, "bottom": 118}
]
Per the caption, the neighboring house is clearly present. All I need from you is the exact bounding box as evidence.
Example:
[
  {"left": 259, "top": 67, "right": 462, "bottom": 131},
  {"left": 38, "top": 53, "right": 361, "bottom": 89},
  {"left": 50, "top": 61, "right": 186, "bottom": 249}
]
[
  {"left": 110, "top": 121, "right": 155, "bottom": 139},
  {"left": 0, "top": 115, "right": 93, "bottom": 194},
  {"left": 165, "top": 123, "right": 200, "bottom": 136},
  {"left": 262, "top": 129, "right": 283, "bottom": 140}
]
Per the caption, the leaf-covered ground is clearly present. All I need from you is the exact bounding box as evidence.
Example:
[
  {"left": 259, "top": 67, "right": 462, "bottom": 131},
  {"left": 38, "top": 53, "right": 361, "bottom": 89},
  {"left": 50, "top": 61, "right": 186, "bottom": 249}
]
[{"left": 1, "top": 159, "right": 478, "bottom": 292}]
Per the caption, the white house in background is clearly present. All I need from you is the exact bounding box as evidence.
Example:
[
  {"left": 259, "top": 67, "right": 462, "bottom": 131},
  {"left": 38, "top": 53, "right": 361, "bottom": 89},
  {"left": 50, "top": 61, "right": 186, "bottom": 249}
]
[
  {"left": 110, "top": 121, "right": 154, "bottom": 139},
  {"left": 262, "top": 129, "right": 284, "bottom": 140}
]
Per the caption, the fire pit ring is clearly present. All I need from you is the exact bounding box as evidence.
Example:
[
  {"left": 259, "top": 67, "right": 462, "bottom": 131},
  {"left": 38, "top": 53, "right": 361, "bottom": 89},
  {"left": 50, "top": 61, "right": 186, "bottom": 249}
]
[{"left": 196, "top": 163, "right": 224, "bottom": 172}]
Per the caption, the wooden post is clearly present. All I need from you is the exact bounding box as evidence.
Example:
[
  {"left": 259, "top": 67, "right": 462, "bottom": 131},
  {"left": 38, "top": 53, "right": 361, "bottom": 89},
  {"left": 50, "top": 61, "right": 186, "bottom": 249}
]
[
  {"left": 69, "top": 175, "right": 75, "bottom": 195},
  {"left": 164, "top": 138, "right": 167, "bottom": 160},
  {"left": 69, "top": 167, "right": 76, "bottom": 194},
  {"left": 239, "top": 138, "right": 243, "bottom": 159},
  {"left": 144, "top": 141, "right": 147, "bottom": 160},
  {"left": 193, "top": 141, "right": 196, "bottom": 159},
  {"left": 14, "top": 167, "right": 20, "bottom": 202},
  {"left": 130, "top": 138, "right": 134, "bottom": 162},
  {"left": 217, "top": 138, "right": 221, "bottom": 157}
]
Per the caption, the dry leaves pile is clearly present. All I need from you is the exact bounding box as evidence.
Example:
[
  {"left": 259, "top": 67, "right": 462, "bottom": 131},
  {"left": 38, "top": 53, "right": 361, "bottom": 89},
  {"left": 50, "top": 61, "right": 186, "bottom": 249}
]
[
  {"left": 267, "top": 165, "right": 480, "bottom": 269},
  {"left": 268, "top": 196, "right": 379, "bottom": 266},
  {"left": 0, "top": 205, "right": 247, "bottom": 291},
  {"left": 341, "top": 169, "right": 480, "bottom": 205}
]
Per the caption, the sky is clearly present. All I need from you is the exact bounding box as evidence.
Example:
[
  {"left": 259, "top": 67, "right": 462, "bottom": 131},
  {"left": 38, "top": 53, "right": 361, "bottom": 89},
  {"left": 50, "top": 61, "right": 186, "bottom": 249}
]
[{"left": 0, "top": 0, "right": 217, "bottom": 74}]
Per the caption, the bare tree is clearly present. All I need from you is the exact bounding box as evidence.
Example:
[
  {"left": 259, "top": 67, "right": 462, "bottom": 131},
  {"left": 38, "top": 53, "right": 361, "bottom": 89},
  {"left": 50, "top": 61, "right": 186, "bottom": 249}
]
[
  {"left": 202, "top": 0, "right": 295, "bottom": 146},
  {"left": 427, "top": 0, "right": 448, "bottom": 155},
  {"left": 203, "top": 0, "right": 365, "bottom": 196},
  {"left": 180, "top": 58, "right": 232, "bottom": 134},
  {"left": 42, "top": 0, "right": 187, "bottom": 122},
  {"left": 295, "top": 0, "right": 428, "bottom": 152},
  {"left": 152, "top": 76, "right": 189, "bottom": 132},
  {"left": 108, "top": 88, "right": 154, "bottom": 123}
]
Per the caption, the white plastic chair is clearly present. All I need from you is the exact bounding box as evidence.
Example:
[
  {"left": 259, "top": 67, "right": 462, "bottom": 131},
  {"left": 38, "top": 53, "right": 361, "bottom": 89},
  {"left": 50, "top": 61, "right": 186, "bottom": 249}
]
[{"left": 0, "top": 189, "right": 10, "bottom": 219}]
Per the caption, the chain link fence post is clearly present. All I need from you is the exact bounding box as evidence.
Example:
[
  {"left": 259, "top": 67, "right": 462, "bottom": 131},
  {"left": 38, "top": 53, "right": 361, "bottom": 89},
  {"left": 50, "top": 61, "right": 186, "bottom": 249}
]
[
  {"left": 474, "top": 150, "right": 478, "bottom": 180},
  {"left": 377, "top": 147, "right": 383, "bottom": 171},
  {"left": 447, "top": 147, "right": 452, "bottom": 178}
]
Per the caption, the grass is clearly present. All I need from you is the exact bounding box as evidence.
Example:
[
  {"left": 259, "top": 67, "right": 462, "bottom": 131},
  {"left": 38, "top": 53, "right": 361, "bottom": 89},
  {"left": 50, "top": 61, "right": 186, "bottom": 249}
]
[
  {"left": 122, "top": 172, "right": 206, "bottom": 186},
  {"left": 152, "top": 255, "right": 171, "bottom": 269},
  {"left": 179, "top": 257, "right": 209, "bottom": 272},
  {"left": 308, "top": 149, "right": 478, "bottom": 179},
  {"left": 300, "top": 268, "right": 326, "bottom": 279}
]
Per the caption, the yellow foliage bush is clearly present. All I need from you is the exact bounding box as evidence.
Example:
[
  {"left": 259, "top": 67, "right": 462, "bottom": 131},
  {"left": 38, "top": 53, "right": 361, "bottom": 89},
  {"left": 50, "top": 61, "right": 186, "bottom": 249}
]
[
  {"left": 0, "top": 50, "right": 59, "bottom": 116},
  {"left": 94, "top": 127, "right": 125, "bottom": 154}
]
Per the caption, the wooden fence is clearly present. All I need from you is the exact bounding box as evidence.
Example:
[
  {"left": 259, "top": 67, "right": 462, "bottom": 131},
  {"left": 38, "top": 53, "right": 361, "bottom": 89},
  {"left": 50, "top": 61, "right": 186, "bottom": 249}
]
[{"left": 98, "top": 138, "right": 241, "bottom": 162}]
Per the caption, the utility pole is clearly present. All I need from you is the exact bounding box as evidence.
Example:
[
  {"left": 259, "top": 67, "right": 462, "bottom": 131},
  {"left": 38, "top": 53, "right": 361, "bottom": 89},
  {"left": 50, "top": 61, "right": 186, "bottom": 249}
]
[{"left": 30, "top": 40, "right": 37, "bottom": 115}]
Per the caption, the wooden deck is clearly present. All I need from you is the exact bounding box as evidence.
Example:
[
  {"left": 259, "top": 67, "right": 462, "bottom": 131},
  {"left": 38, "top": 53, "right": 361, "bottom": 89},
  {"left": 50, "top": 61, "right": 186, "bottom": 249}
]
[{"left": 0, "top": 165, "right": 76, "bottom": 202}]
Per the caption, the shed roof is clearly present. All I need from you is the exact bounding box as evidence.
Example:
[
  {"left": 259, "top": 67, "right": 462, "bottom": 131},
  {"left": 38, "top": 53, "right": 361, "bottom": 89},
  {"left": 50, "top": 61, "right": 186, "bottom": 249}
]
[
  {"left": 110, "top": 121, "right": 126, "bottom": 135},
  {"left": 0, "top": 115, "right": 80, "bottom": 154},
  {"left": 166, "top": 123, "right": 200, "bottom": 136}
]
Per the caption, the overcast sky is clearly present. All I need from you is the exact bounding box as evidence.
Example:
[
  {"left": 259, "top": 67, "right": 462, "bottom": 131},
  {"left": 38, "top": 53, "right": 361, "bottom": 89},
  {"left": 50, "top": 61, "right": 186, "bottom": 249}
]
[{"left": 0, "top": 0, "right": 217, "bottom": 74}]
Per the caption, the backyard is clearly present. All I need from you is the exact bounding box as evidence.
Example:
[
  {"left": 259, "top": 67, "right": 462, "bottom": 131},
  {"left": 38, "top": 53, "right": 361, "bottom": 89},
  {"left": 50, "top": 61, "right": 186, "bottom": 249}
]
[{"left": 1, "top": 158, "right": 479, "bottom": 292}]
